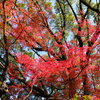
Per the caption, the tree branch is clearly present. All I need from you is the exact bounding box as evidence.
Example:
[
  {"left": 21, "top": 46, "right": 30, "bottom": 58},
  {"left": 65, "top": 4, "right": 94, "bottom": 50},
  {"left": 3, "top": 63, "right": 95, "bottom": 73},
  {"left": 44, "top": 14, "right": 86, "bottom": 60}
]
[{"left": 80, "top": 0, "right": 100, "bottom": 13}]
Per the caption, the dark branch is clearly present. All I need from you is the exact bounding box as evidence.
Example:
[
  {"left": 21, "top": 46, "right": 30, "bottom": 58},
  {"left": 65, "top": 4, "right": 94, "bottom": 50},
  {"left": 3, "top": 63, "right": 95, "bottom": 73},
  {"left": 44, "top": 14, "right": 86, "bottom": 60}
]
[{"left": 80, "top": 0, "right": 100, "bottom": 13}]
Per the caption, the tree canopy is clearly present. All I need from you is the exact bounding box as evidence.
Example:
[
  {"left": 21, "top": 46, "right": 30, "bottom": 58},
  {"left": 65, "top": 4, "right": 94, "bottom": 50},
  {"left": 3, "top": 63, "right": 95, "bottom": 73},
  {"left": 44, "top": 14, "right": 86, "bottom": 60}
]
[{"left": 0, "top": 0, "right": 100, "bottom": 99}]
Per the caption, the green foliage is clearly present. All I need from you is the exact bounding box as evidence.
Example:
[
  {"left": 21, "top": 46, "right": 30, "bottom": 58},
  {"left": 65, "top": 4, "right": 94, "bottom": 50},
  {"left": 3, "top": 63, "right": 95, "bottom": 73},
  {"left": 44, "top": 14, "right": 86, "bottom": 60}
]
[
  {"left": 82, "top": 95, "right": 92, "bottom": 100},
  {"left": 16, "top": 3, "right": 26, "bottom": 8},
  {"left": 73, "top": 94, "right": 79, "bottom": 100},
  {"left": 73, "top": 94, "right": 92, "bottom": 100},
  {"left": 23, "top": 50, "right": 34, "bottom": 58}
]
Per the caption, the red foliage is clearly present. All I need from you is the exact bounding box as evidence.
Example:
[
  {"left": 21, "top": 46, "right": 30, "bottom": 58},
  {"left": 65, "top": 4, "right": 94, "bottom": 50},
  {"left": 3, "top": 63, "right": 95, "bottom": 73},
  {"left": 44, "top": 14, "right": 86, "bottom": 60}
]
[{"left": 0, "top": 0, "right": 99, "bottom": 99}]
